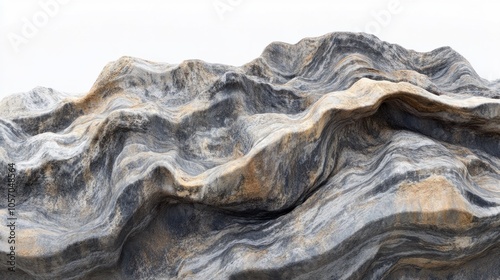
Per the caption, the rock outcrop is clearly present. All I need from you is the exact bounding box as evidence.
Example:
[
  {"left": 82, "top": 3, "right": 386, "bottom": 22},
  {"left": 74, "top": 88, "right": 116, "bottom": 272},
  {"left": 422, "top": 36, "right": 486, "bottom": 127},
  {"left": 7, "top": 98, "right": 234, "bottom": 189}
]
[{"left": 0, "top": 32, "right": 499, "bottom": 279}]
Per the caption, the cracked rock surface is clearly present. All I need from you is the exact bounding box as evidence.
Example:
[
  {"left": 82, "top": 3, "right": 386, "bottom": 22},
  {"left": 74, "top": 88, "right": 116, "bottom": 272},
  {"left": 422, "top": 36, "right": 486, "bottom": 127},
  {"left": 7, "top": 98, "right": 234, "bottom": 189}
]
[{"left": 0, "top": 32, "right": 499, "bottom": 279}]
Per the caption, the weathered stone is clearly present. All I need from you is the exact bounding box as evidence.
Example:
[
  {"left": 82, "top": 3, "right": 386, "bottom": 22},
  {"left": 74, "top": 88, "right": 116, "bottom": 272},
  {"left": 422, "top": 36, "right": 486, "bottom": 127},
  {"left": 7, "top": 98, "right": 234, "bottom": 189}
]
[{"left": 0, "top": 32, "right": 499, "bottom": 279}]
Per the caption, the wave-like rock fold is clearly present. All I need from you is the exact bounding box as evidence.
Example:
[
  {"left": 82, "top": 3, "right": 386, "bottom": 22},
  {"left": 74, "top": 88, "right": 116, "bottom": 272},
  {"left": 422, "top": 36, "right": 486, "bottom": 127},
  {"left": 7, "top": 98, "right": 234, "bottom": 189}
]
[{"left": 0, "top": 32, "right": 499, "bottom": 279}]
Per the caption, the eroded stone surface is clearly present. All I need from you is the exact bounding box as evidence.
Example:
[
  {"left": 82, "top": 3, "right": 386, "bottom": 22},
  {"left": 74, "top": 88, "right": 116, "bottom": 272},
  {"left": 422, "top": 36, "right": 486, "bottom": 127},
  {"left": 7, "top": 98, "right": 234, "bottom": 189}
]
[{"left": 0, "top": 32, "right": 499, "bottom": 279}]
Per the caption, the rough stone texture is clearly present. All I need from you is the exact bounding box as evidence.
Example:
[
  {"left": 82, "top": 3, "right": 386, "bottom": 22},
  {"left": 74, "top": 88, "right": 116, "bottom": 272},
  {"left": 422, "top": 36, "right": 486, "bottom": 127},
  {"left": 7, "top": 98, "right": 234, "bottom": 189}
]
[{"left": 0, "top": 32, "right": 499, "bottom": 279}]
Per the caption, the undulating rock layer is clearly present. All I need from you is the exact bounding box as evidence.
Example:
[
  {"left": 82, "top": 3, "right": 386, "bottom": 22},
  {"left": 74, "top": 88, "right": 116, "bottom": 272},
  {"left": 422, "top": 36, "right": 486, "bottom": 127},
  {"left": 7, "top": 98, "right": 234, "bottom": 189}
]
[{"left": 1, "top": 32, "right": 499, "bottom": 279}]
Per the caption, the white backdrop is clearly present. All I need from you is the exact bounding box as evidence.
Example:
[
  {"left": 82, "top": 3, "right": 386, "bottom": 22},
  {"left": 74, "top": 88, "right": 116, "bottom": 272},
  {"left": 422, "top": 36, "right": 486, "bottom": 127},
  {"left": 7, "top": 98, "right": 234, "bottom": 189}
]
[{"left": 1, "top": 0, "right": 499, "bottom": 99}]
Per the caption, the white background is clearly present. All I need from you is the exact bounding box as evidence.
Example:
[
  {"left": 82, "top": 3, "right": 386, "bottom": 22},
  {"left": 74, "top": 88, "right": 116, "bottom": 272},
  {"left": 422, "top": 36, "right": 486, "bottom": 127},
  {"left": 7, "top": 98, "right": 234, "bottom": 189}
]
[{"left": 1, "top": 0, "right": 499, "bottom": 99}]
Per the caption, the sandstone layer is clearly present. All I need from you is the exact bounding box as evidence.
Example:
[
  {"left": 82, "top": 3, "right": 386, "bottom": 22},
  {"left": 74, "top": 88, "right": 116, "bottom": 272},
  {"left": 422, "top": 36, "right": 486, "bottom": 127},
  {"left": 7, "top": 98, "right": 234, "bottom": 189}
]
[{"left": 0, "top": 32, "right": 499, "bottom": 279}]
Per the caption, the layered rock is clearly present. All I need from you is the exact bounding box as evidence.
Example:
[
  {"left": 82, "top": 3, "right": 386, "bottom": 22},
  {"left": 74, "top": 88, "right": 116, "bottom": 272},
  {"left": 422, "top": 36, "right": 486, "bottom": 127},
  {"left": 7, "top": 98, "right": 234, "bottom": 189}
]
[{"left": 0, "top": 32, "right": 499, "bottom": 279}]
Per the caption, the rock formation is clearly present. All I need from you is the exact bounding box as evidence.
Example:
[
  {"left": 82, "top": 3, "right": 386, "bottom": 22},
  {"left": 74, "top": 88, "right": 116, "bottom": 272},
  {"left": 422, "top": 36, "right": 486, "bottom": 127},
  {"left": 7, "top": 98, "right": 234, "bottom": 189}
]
[{"left": 0, "top": 32, "right": 499, "bottom": 279}]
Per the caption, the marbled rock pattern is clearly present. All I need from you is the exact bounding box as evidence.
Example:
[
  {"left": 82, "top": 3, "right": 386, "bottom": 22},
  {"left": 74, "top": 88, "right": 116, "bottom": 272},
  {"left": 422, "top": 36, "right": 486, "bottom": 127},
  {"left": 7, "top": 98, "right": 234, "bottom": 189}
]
[{"left": 0, "top": 32, "right": 499, "bottom": 279}]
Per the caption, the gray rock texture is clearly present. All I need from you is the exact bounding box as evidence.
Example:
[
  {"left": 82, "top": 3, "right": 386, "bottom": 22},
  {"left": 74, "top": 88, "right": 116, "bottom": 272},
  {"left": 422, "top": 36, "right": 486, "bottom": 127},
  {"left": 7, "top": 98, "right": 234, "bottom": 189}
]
[{"left": 0, "top": 32, "right": 499, "bottom": 279}]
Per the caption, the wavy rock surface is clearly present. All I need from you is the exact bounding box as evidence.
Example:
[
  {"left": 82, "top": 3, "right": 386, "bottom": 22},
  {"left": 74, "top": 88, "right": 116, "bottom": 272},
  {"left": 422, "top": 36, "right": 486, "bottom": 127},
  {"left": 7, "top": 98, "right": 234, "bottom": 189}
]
[{"left": 0, "top": 32, "right": 499, "bottom": 279}]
